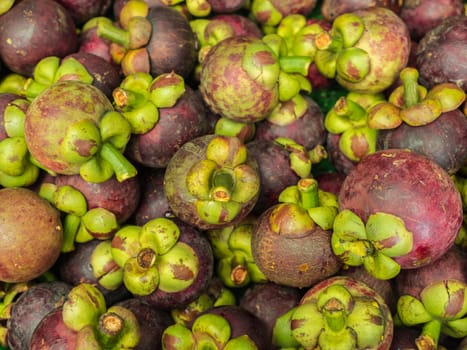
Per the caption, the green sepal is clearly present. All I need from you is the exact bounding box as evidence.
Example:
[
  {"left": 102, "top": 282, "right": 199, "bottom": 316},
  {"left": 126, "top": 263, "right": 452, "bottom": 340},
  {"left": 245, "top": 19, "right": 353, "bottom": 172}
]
[
  {"left": 425, "top": 83, "right": 466, "bottom": 112},
  {"left": 122, "top": 254, "right": 160, "bottom": 296},
  {"left": 110, "top": 225, "right": 142, "bottom": 267},
  {"left": 196, "top": 200, "right": 242, "bottom": 225},
  {"left": 99, "top": 110, "right": 132, "bottom": 151},
  {"left": 336, "top": 47, "right": 370, "bottom": 83},
  {"left": 421, "top": 280, "right": 467, "bottom": 320},
  {"left": 443, "top": 317, "right": 467, "bottom": 338},
  {"left": 162, "top": 323, "right": 196, "bottom": 350},
  {"left": 267, "top": 94, "right": 308, "bottom": 126},
  {"left": 53, "top": 184, "right": 88, "bottom": 216},
  {"left": 366, "top": 212, "right": 413, "bottom": 258},
  {"left": 3, "top": 99, "right": 29, "bottom": 137},
  {"left": 362, "top": 252, "right": 401, "bottom": 280},
  {"left": 307, "top": 206, "right": 338, "bottom": 231},
  {"left": 333, "top": 209, "right": 367, "bottom": 241},
  {"left": 241, "top": 40, "right": 280, "bottom": 90},
  {"left": 0, "top": 137, "right": 30, "bottom": 176},
  {"left": 139, "top": 217, "right": 180, "bottom": 255},
  {"left": 31, "top": 56, "right": 60, "bottom": 85},
  {"left": 230, "top": 164, "right": 260, "bottom": 204},
  {"left": 224, "top": 335, "right": 258, "bottom": 350},
  {"left": 55, "top": 57, "right": 94, "bottom": 84},
  {"left": 79, "top": 155, "right": 114, "bottom": 184},
  {"left": 62, "top": 283, "right": 107, "bottom": 332},
  {"left": 314, "top": 49, "right": 337, "bottom": 79},
  {"left": 397, "top": 295, "right": 432, "bottom": 326},
  {"left": 324, "top": 96, "right": 368, "bottom": 134},
  {"left": 60, "top": 119, "right": 101, "bottom": 164},
  {"left": 191, "top": 313, "right": 232, "bottom": 346},
  {"left": 290, "top": 302, "right": 324, "bottom": 349},
  {"left": 81, "top": 207, "right": 119, "bottom": 240},
  {"left": 0, "top": 158, "right": 39, "bottom": 188},
  {"left": 272, "top": 307, "right": 302, "bottom": 348},
  {"left": 332, "top": 13, "right": 365, "bottom": 48},
  {"left": 90, "top": 240, "right": 123, "bottom": 291},
  {"left": 278, "top": 71, "right": 302, "bottom": 102},
  {"left": 149, "top": 72, "right": 186, "bottom": 108},
  {"left": 157, "top": 242, "right": 199, "bottom": 293}
]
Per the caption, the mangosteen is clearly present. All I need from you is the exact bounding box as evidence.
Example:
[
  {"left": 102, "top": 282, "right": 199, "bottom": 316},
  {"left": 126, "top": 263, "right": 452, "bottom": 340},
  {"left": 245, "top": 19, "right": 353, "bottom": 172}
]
[
  {"left": 416, "top": 15, "right": 467, "bottom": 91},
  {"left": 0, "top": 0, "right": 78, "bottom": 76},
  {"left": 164, "top": 134, "right": 260, "bottom": 230},
  {"left": 7, "top": 281, "right": 72, "bottom": 350},
  {"left": 0, "top": 187, "right": 63, "bottom": 283}
]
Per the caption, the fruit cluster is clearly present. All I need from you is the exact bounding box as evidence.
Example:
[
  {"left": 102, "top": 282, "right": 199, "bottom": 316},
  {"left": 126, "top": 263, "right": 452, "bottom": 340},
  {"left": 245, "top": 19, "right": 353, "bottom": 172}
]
[{"left": 0, "top": 0, "right": 466, "bottom": 349}]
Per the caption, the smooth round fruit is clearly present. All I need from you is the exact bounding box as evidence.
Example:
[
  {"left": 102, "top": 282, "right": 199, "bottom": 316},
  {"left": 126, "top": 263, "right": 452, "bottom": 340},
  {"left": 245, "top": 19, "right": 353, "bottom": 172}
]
[{"left": 0, "top": 187, "right": 63, "bottom": 282}]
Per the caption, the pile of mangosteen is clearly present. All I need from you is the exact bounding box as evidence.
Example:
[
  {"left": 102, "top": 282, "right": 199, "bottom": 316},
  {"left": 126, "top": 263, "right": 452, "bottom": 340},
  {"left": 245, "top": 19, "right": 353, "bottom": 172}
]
[{"left": 0, "top": 0, "right": 465, "bottom": 349}]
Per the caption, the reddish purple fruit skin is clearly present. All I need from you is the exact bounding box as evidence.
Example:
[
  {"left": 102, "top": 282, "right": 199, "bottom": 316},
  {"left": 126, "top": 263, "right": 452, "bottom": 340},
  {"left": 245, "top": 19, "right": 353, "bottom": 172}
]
[
  {"left": 254, "top": 96, "right": 326, "bottom": 151},
  {"left": 377, "top": 109, "right": 467, "bottom": 175},
  {"left": 54, "top": 0, "right": 112, "bottom": 25},
  {"left": 54, "top": 173, "right": 141, "bottom": 224},
  {"left": 395, "top": 246, "right": 467, "bottom": 299},
  {"left": 64, "top": 52, "right": 122, "bottom": 99},
  {"left": 7, "top": 281, "right": 72, "bottom": 350},
  {"left": 416, "top": 15, "right": 467, "bottom": 91},
  {"left": 0, "top": 0, "right": 78, "bottom": 76},
  {"left": 400, "top": 0, "right": 464, "bottom": 41},
  {"left": 208, "top": 0, "right": 249, "bottom": 13},
  {"left": 211, "top": 14, "right": 263, "bottom": 38},
  {"left": 133, "top": 168, "right": 173, "bottom": 226},
  {"left": 320, "top": 0, "right": 402, "bottom": 21},
  {"left": 125, "top": 86, "right": 208, "bottom": 169},
  {"left": 246, "top": 139, "right": 300, "bottom": 216},
  {"left": 239, "top": 282, "right": 303, "bottom": 341},
  {"left": 0, "top": 187, "right": 63, "bottom": 282},
  {"left": 146, "top": 6, "right": 197, "bottom": 79},
  {"left": 338, "top": 149, "right": 463, "bottom": 269},
  {"left": 252, "top": 204, "right": 342, "bottom": 288},
  {"left": 325, "top": 132, "right": 358, "bottom": 176},
  {"left": 30, "top": 307, "right": 77, "bottom": 350}
]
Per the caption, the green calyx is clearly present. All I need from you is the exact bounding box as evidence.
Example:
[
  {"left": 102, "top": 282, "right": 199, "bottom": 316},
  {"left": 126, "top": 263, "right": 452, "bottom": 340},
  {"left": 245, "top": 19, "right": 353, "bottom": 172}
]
[
  {"left": 72, "top": 299, "right": 140, "bottom": 349},
  {"left": 277, "top": 177, "right": 338, "bottom": 231},
  {"left": 331, "top": 209, "right": 414, "bottom": 280},
  {"left": 368, "top": 67, "right": 466, "bottom": 128},
  {"left": 162, "top": 313, "right": 258, "bottom": 350},
  {"left": 186, "top": 136, "right": 260, "bottom": 226},
  {"left": 207, "top": 219, "right": 267, "bottom": 288},
  {"left": 76, "top": 111, "right": 137, "bottom": 184},
  {"left": 314, "top": 13, "right": 369, "bottom": 84},
  {"left": 251, "top": 0, "right": 283, "bottom": 28},
  {"left": 0, "top": 98, "right": 39, "bottom": 187},
  {"left": 113, "top": 71, "right": 186, "bottom": 134},
  {"left": 111, "top": 217, "right": 199, "bottom": 295},
  {"left": 90, "top": 240, "right": 124, "bottom": 291},
  {"left": 24, "top": 56, "right": 94, "bottom": 101},
  {"left": 62, "top": 283, "right": 107, "bottom": 332},
  {"left": 97, "top": 0, "right": 150, "bottom": 50},
  {"left": 242, "top": 39, "right": 281, "bottom": 91},
  {"left": 324, "top": 92, "right": 384, "bottom": 161},
  {"left": 288, "top": 283, "right": 387, "bottom": 349},
  {"left": 396, "top": 280, "right": 467, "bottom": 348},
  {"left": 39, "top": 183, "right": 119, "bottom": 252}
]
